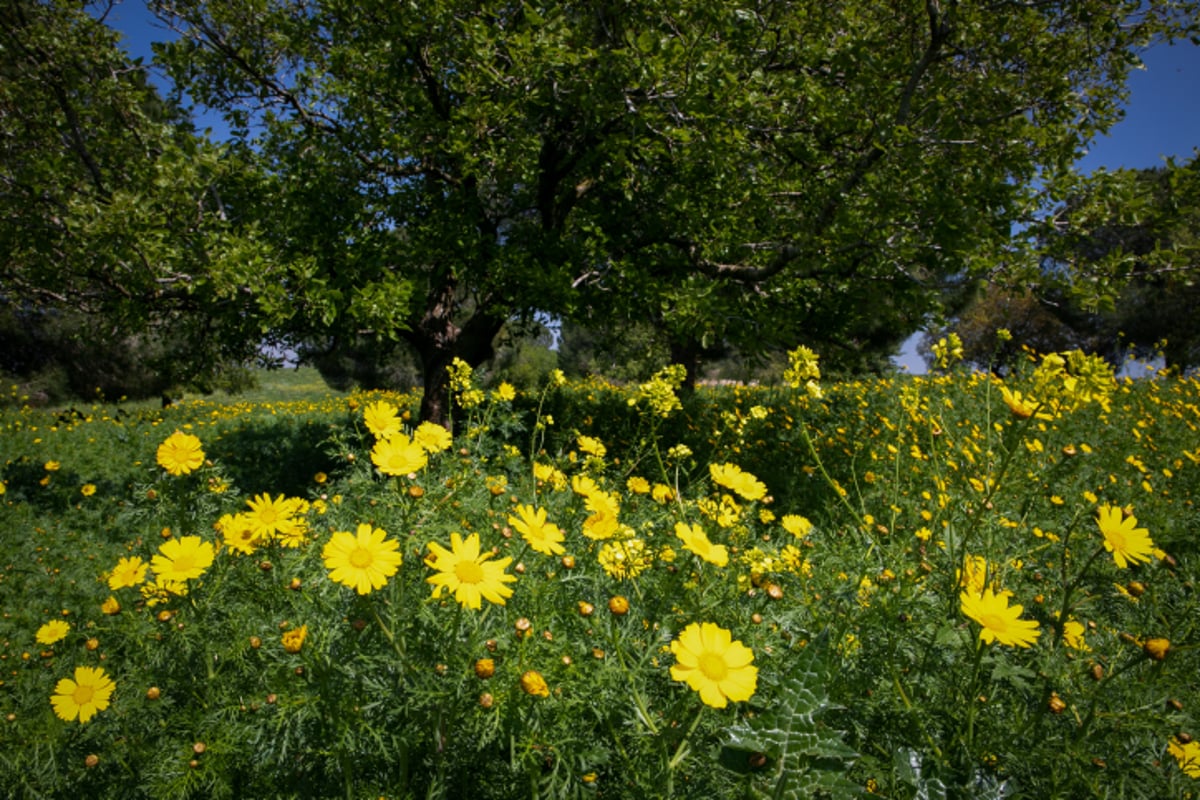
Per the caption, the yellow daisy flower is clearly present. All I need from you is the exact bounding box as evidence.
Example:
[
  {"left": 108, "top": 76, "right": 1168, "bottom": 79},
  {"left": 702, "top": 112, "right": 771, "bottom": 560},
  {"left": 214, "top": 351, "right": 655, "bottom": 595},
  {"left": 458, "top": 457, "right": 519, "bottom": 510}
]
[
  {"left": 107, "top": 555, "right": 149, "bottom": 590},
  {"left": 674, "top": 522, "right": 728, "bottom": 567},
  {"left": 413, "top": 421, "right": 453, "bottom": 454},
  {"left": 709, "top": 462, "right": 767, "bottom": 501},
  {"left": 151, "top": 536, "right": 215, "bottom": 584},
  {"left": 156, "top": 431, "right": 205, "bottom": 476},
  {"left": 51, "top": 666, "right": 115, "bottom": 723},
  {"left": 1096, "top": 504, "right": 1155, "bottom": 569},
  {"left": 36, "top": 619, "right": 70, "bottom": 645},
  {"left": 669, "top": 622, "right": 758, "bottom": 708},
  {"left": 508, "top": 504, "right": 565, "bottom": 556},
  {"left": 244, "top": 493, "right": 293, "bottom": 540},
  {"left": 425, "top": 532, "right": 516, "bottom": 609},
  {"left": 1169, "top": 736, "right": 1200, "bottom": 778},
  {"left": 371, "top": 433, "right": 428, "bottom": 476},
  {"left": 960, "top": 587, "right": 1040, "bottom": 648},
  {"left": 322, "top": 523, "right": 403, "bottom": 595},
  {"left": 362, "top": 400, "right": 402, "bottom": 439},
  {"left": 281, "top": 624, "right": 308, "bottom": 654}
]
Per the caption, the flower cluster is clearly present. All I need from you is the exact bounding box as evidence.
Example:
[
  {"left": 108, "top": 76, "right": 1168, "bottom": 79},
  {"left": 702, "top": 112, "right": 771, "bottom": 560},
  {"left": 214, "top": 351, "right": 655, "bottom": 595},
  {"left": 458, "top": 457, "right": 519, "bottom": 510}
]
[
  {"left": 783, "top": 345, "right": 822, "bottom": 398},
  {"left": 626, "top": 364, "right": 687, "bottom": 417}
]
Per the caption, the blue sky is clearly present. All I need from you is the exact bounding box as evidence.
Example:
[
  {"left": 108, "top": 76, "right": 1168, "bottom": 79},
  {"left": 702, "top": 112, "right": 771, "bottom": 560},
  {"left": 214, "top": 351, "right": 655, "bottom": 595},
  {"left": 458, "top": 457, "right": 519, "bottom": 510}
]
[{"left": 104, "top": 3, "right": 1199, "bottom": 371}]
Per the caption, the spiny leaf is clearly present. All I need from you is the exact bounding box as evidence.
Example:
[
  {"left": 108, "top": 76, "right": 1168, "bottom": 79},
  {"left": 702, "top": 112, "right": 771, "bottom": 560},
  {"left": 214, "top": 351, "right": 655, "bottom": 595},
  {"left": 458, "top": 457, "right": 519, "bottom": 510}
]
[{"left": 719, "top": 631, "right": 862, "bottom": 799}]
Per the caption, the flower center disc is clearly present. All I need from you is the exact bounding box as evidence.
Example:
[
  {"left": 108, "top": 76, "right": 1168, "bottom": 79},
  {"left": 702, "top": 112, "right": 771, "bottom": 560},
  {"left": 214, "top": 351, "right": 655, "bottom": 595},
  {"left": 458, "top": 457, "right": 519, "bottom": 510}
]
[
  {"left": 172, "top": 555, "right": 194, "bottom": 574},
  {"left": 979, "top": 613, "right": 1007, "bottom": 632},
  {"left": 455, "top": 560, "right": 485, "bottom": 585},
  {"left": 349, "top": 547, "right": 374, "bottom": 568},
  {"left": 698, "top": 652, "right": 729, "bottom": 681},
  {"left": 73, "top": 685, "right": 95, "bottom": 705}
]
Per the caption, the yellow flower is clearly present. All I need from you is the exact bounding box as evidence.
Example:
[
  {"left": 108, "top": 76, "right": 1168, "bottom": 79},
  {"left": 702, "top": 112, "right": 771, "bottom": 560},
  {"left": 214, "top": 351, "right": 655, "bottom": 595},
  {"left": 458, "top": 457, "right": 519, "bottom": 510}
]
[
  {"left": 151, "top": 536, "right": 215, "bottom": 584},
  {"left": 371, "top": 433, "right": 428, "bottom": 476},
  {"left": 156, "top": 431, "right": 205, "bottom": 476},
  {"left": 508, "top": 505, "right": 565, "bottom": 556},
  {"left": 322, "top": 524, "right": 403, "bottom": 595},
  {"left": 674, "top": 522, "right": 728, "bottom": 567},
  {"left": 709, "top": 462, "right": 767, "bottom": 501},
  {"left": 669, "top": 622, "right": 758, "bottom": 708},
  {"left": 80, "top": 483, "right": 96, "bottom": 497},
  {"left": 51, "top": 666, "right": 115, "bottom": 723},
  {"left": 107, "top": 555, "right": 149, "bottom": 590},
  {"left": 100, "top": 596, "right": 120, "bottom": 616},
  {"left": 494, "top": 382, "right": 516, "bottom": 402},
  {"left": 999, "top": 386, "right": 1038, "bottom": 420},
  {"left": 44, "top": 460, "right": 61, "bottom": 472},
  {"left": 781, "top": 514, "right": 813, "bottom": 538},
  {"left": 244, "top": 493, "right": 293, "bottom": 541},
  {"left": 363, "top": 400, "right": 402, "bottom": 439},
  {"left": 626, "top": 476, "right": 651, "bottom": 494},
  {"left": 281, "top": 625, "right": 308, "bottom": 654},
  {"left": 651, "top": 483, "right": 674, "bottom": 503},
  {"left": 1096, "top": 504, "right": 1155, "bottom": 568},
  {"left": 960, "top": 588, "right": 1041, "bottom": 648},
  {"left": 414, "top": 421, "right": 453, "bottom": 454},
  {"left": 597, "top": 538, "right": 652, "bottom": 580},
  {"left": 1168, "top": 736, "right": 1200, "bottom": 778},
  {"left": 36, "top": 619, "right": 70, "bottom": 645},
  {"left": 533, "top": 462, "right": 568, "bottom": 490},
  {"left": 425, "top": 532, "right": 516, "bottom": 609},
  {"left": 958, "top": 554, "right": 990, "bottom": 597},
  {"left": 216, "top": 513, "right": 262, "bottom": 555},
  {"left": 520, "top": 670, "right": 550, "bottom": 698},
  {"left": 577, "top": 435, "right": 606, "bottom": 458},
  {"left": 582, "top": 491, "right": 621, "bottom": 540},
  {"left": 783, "top": 345, "right": 821, "bottom": 390},
  {"left": 1062, "top": 619, "right": 1090, "bottom": 652}
]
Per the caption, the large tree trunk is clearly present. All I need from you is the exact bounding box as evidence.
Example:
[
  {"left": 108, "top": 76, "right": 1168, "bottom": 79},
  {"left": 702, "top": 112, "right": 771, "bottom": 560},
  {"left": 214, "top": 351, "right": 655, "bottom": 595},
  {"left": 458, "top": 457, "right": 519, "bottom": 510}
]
[{"left": 403, "top": 279, "right": 505, "bottom": 428}]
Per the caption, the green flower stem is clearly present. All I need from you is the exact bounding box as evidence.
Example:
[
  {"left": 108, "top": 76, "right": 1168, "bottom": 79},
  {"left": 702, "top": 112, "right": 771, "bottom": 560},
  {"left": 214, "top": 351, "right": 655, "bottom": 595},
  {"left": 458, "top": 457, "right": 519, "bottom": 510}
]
[
  {"left": 609, "top": 626, "right": 659, "bottom": 736},
  {"left": 944, "top": 408, "right": 1037, "bottom": 618},
  {"left": 667, "top": 705, "right": 705, "bottom": 770},
  {"left": 958, "top": 635, "right": 988, "bottom": 765},
  {"left": 798, "top": 423, "right": 864, "bottom": 530}
]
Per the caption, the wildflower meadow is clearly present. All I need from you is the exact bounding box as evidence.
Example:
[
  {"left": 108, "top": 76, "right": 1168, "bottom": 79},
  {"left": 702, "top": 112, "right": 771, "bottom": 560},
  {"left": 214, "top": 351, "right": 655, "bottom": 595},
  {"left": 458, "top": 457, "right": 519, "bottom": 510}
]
[{"left": 1, "top": 347, "right": 1198, "bottom": 799}]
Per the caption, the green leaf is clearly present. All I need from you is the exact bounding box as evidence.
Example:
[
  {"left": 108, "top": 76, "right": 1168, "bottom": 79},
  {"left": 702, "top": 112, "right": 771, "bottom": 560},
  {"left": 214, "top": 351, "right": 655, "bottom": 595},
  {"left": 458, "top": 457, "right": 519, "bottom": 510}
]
[{"left": 719, "top": 631, "right": 863, "bottom": 799}]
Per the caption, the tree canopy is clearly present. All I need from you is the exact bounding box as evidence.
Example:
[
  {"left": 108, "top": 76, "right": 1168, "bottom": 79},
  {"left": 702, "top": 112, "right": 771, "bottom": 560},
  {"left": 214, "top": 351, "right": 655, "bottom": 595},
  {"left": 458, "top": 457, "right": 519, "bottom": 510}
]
[
  {"left": 950, "top": 156, "right": 1200, "bottom": 373},
  {"left": 0, "top": 0, "right": 278, "bottom": 394},
  {"left": 6, "top": 1, "right": 1199, "bottom": 413}
]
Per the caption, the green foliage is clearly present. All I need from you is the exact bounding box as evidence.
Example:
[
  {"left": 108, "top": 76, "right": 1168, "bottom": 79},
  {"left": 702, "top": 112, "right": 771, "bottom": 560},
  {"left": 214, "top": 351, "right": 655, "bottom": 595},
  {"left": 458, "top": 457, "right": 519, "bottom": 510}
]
[{"left": 0, "top": 0, "right": 280, "bottom": 390}]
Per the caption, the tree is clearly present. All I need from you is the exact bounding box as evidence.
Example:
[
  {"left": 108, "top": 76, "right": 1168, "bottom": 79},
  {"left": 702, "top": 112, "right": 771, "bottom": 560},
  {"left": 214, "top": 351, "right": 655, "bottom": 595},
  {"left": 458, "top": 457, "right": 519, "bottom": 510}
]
[
  {"left": 149, "top": 0, "right": 1198, "bottom": 421},
  {"left": 0, "top": 0, "right": 275, "bottom": 395},
  {"left": 1015, "top": 155, "right": 1200, "bottom": 370}
]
